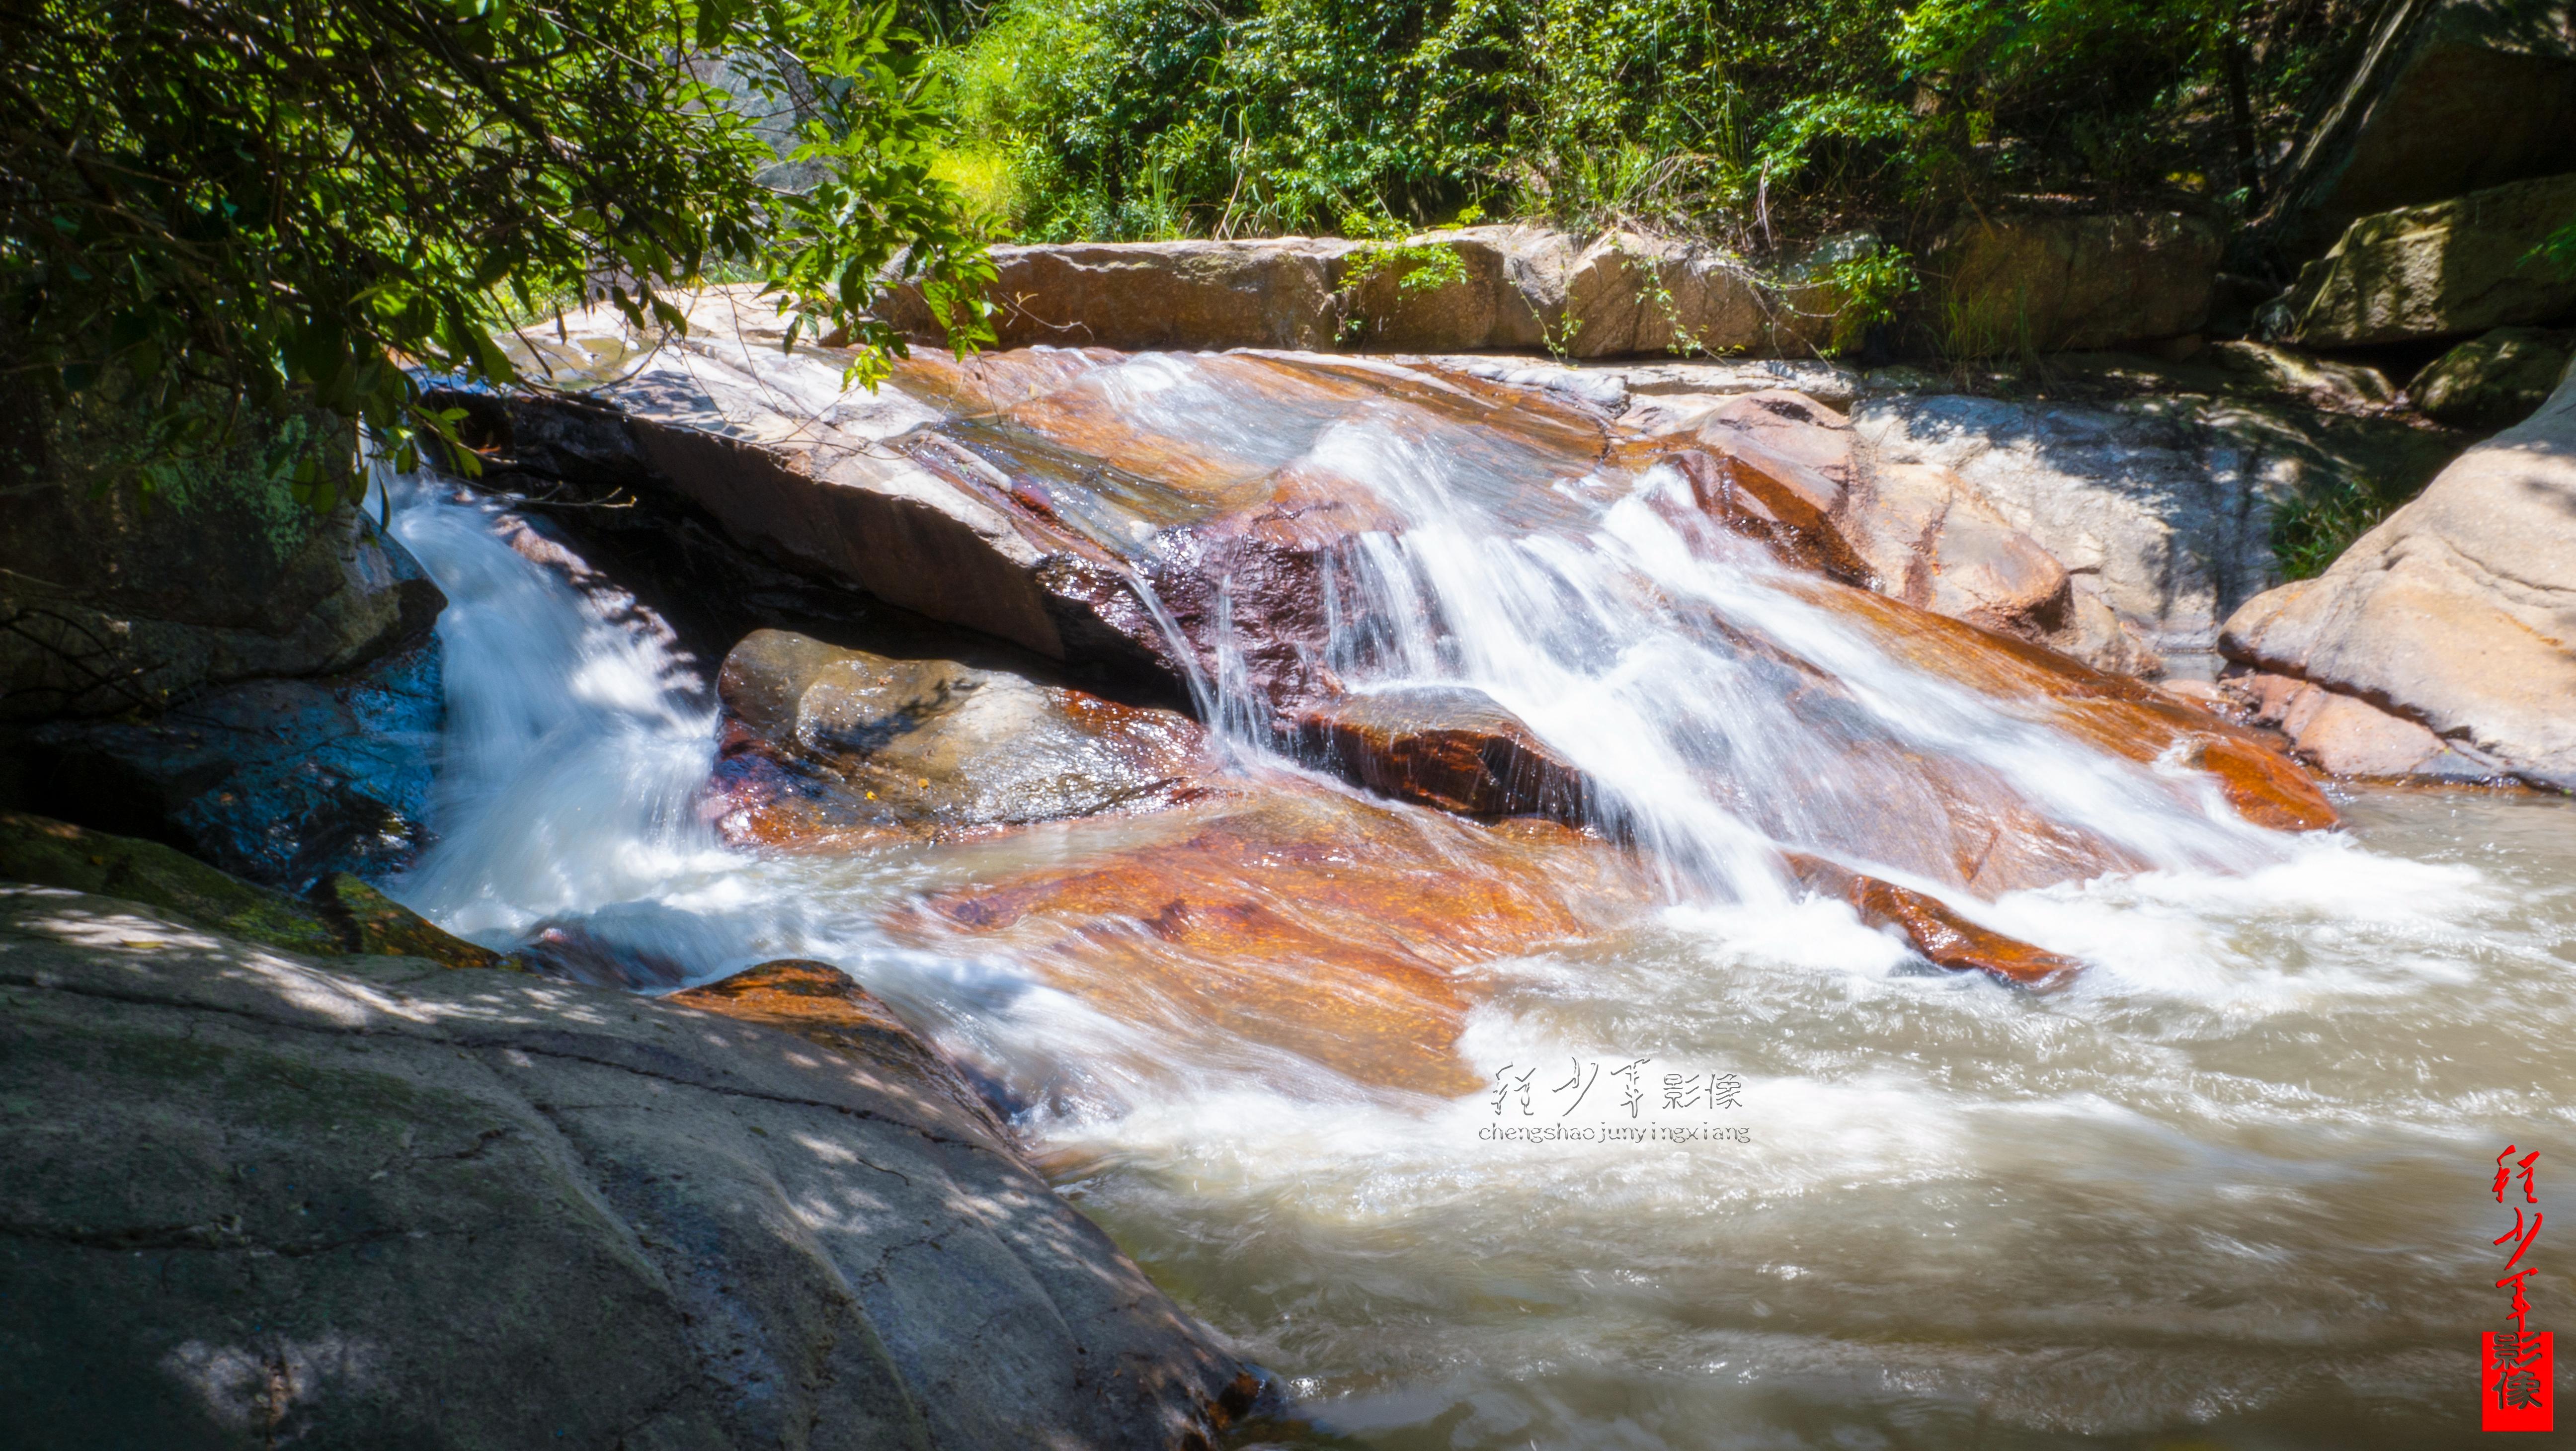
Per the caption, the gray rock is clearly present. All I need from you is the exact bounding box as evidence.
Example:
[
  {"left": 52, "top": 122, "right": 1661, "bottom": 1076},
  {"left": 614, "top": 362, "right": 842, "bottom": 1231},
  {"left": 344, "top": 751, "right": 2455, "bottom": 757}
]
[
  {"left": 709, "top": 629, "right": 1209, "bottom": 844},
  {"left": 2220, "top": 363, "right": 2576, "bottom": 790},
  {"left": 2261, "top": 0, "right": 2576, "bottom": 258},
  {"left": 0, "top": 885, "right": 1250, "bottom": 1449},
  {"left": 2410, "top": 326, "right": 2576, "bottom": 429},
  {"left": 2264, "top": 170, "right": 2576, "bottom": 348},
  {"left": 6, "top": 644, "right": 442, "bottom": 889},
  {"left": 0, "top": 385, "right": 445, "bottom": 722},
  {"left": 1854, "top": 386, "right": 2462, "bottom": 653}
]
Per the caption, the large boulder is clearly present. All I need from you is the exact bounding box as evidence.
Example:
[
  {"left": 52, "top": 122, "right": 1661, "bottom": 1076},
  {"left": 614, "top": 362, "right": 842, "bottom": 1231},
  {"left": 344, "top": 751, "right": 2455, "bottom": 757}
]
[
  {"left": 922, "top": 237, "right": 1350, "bottom": 351},
  {"left": 2263, "top": 170, "right": 2576, "bottom": 348},
  {"left": 1923, "top": 212, "right": 2222, "bottom": 353},
  {"left": 2410, "top": 325, "right": 2575, "bottom": 429},
  {"left": 1552, "top": 231, "right": 1781, "bottom": 357},
  {"left": 0, "top": 884, "right": 1251, "bottom": 1449},
  {"left": 881, "top": 219, "right": 2227, "bottom": 362},
  {"left": 2219, "top": 360, "right": 2576, "bottom": 789},
  {"left": 2261, "top": 0, "right": 2576, "bottom": 258},
  {"left": 708, "top": 628, "right": 1210, "bottom": 846},
  {"left": 0, "top": 383, "right": 444, "bottom": 722}
]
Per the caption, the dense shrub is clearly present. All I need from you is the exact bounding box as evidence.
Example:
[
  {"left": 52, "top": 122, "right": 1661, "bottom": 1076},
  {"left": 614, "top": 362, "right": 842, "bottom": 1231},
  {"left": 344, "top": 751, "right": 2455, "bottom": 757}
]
[{"left": 932, "top": 0, "right": 2371, "bottom": 248}]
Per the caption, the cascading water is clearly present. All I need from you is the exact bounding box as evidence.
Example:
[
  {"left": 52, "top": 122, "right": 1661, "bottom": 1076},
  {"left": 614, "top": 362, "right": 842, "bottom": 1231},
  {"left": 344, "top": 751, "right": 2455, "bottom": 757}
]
[{"left": 373, "top": 353, "right": 2572, "bottom": 1450}]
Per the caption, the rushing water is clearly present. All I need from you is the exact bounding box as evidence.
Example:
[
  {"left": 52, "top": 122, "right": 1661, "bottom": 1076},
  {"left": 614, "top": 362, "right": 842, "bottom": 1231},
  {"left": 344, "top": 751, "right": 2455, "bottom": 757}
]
[{"left": 377, "top": 351, "right": 2573, "bottom": 1449}]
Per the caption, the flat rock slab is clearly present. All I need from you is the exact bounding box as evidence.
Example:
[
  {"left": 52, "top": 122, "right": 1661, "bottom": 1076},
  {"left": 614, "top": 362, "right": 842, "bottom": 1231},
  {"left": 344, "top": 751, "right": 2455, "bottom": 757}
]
[
  {"left": 903, "top": 776, "right": 1649, "bottom": 1097},
  {"left": 1853, "top": 381, "right": 2464, "bottom": 654},
  {"left": 0, "top": 886, "right": 1248, "bottom": 1449}
]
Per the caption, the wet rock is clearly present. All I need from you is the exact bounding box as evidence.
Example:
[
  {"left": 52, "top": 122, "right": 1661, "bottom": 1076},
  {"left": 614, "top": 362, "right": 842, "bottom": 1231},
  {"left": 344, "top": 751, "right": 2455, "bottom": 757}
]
[
  {"left": 710, "top": 628, "right": 1209, "bottom": 845},
  {"left": 2259, "top": 0, "right": 2576, "bottom": 258},
  {"left": 1785, "top": 853, "right": 2080, "bottom": 988},
  {"left": 450, "top": 300, "right": 1179, "bottom": 688},
  {"left": 1626, "top": 392, "right": 1872, "bottom": 584},
  {"left": 4, "top": 643, "right": 441, "bottom": 890},
  {"left": 1924, "top": 212, "right": 2221, "bottom": 353},
  {"left": 2264, "top": 171, "right": 2576, "bottom": 348},
  {"left": 2179, "top": 734, "right": 2347, "bottom": 830},
  {"left": 1629, "top": 390, "right": 2150, "bottom": 669},
  {"left": 0, "top": 810, "right": 504, "bottom": 969},
  {"left": 2410, "top": 326, "right": 2575, "bottom": 430},
  {"left": 1293, "top": 686, "right": 1588, "bottom": 821},
  {"left": 514, "top": 920, "right": 697, "bottom": 989},
  {"left": 911, "top": 779, "right": 1647, "bottom": 1097},
  {"left": 1843, "top": 461, "right": 2078, "bottom": 643},
  {"left": 0, "top": 886, "right": 1249, "bottom": 1450},
  {"left": 2219, "top": 367, "right": 2576, "bottom": 791},
  {"left": 1820, "top": 584, "right": 2339, "bottom": 833}
]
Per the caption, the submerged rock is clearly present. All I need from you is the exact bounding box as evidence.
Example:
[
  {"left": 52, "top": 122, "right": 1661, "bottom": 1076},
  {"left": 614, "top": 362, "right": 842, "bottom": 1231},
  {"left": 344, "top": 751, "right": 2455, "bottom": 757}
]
[
  {"left": 1293, "top": 686, "right": 1588, "bottom": 822},
  {"left": 2220, "top": 363, "right": 2576, "bottom": 790},
  {"left": 910, "top": 777, "right": 1648, "bottom": 1097},
  {"left": 2264, "top": 171, "right": 2576, "bottom": 348},
  {"left": 709, "top": 628, "right": 1210, "bottom": 846},
  {"left": 1786, "top": 853, "right": 2080, "bottom": 988},
  {"left": 0, "top": 886, "right": 1251, "bottom": 1449}
]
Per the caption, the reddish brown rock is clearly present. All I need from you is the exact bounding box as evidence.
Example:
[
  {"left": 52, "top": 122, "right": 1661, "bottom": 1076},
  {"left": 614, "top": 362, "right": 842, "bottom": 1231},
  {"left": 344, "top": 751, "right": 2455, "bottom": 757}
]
[
  {"left": 1807, "top": 581, "right": 2340, "bottom": 832},
  {"left": 1291, "top": 687, "right": 1588, "bottom": 822},
  {"left": 906, "top": 780, "right": 1646, "bottom": 1096},
  {"left": 1787, "top": 853, "right": 2081, "bottom": 988},
  {"left": 1843, "top": 461, "right": 2075, "bottom": 641},
  {"left": 2181, "top": 734, "right": 2343, "bottom": 830},
  {"left": 669, "top": 959, "right": 1008, "bottom": 1136}
]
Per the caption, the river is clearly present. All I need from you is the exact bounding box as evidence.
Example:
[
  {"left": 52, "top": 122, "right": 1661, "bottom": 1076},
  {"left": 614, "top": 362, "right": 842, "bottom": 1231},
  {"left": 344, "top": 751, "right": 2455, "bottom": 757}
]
[{"left": 376, "top": 350, "right": 2571, "bottom": 1449}]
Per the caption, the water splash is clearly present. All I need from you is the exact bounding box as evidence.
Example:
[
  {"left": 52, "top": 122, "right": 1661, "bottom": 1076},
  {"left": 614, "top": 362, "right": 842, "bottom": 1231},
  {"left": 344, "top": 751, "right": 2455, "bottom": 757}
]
[{"left": 380, "top": 474, "right": 728, "bottom": 941}]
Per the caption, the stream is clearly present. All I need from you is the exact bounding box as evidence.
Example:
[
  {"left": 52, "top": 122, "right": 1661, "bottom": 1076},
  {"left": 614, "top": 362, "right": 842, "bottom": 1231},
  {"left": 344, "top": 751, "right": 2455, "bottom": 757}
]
[{"left": 376, "top": 350, "right": 2571, "bottom": 1449}]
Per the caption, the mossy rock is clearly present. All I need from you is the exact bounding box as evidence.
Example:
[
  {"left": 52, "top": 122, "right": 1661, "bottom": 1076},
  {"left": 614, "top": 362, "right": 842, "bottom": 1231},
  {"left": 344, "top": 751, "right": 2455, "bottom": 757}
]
[{"left": 0, "top": 809, "right": 510, "bottom": 970}]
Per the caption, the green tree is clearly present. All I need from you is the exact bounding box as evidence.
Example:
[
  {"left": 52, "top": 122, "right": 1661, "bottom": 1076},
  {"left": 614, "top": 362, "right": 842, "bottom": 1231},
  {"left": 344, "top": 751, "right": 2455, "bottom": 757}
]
[{"left": 1, "top": 0, "right": 993, "bottom": 506}]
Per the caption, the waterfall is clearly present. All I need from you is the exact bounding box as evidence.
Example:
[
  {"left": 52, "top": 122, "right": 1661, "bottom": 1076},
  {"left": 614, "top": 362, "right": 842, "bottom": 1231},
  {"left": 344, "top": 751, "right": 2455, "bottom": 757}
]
[
  {"left": 1315, "top": 420, "right": 2281, "bottom": 888},
  {"left": 378, "top": 473, "right": 728, "bottom": 944}
]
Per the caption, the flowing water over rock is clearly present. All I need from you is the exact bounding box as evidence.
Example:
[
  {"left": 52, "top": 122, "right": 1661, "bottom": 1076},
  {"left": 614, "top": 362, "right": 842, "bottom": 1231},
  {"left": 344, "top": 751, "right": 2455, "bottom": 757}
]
[{"left": 378, "top": 349, "right": 2568, "bottom": 1448}]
